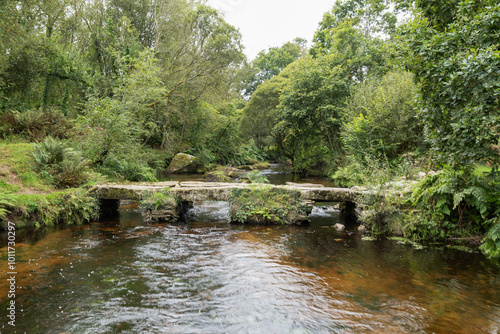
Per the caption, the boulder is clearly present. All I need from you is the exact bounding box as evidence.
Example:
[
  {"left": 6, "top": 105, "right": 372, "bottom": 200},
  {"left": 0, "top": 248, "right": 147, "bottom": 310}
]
[
  {"left": 205, "top": 171, "right": 231, "bottom": 182},
  {"left": 166, "top": 153, "right": 202, "bottom": 173}
]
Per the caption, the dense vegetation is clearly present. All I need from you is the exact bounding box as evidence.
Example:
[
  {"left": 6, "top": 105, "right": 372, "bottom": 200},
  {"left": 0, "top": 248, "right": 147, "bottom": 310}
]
[{"left": 0, "top": 0, "right": 498, "bottom": 257}]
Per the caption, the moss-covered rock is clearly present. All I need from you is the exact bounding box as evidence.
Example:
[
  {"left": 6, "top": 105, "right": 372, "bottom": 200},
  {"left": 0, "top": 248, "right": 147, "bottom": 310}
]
[
  {"left": 166, "top": 153, "right": 202, "bottom": 173},
  {"left": 205, "top": 170, "right": 232, "bottom": 182},
  {"left": 204, "top": 166, "right": 241, "bottom": 182},
  {"left": 236, "top": 162, "right": 271, "bottom": 171}
]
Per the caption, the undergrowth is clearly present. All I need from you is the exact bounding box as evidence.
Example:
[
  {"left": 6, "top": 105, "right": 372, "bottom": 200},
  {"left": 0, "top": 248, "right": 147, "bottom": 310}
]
[
  {"left": 406, "top": 167, "right": 499, "bottom": 242},
  {"left": 33, "top": 137, "right": 89, "bottom": 188}
]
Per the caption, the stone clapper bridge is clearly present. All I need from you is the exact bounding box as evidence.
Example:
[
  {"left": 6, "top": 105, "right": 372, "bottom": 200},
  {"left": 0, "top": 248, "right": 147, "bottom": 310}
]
[{"left": 88, "top": 181, "right": 360, "bottom": 224}]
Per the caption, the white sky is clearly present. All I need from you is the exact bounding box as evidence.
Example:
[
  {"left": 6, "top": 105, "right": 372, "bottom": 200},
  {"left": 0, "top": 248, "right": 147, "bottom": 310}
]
[{"left": 206, "top": 0, "right": 336, "bottom": 61}]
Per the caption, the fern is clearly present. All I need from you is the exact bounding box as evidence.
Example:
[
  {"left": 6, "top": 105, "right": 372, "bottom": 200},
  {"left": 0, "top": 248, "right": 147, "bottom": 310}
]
[
  {"left": 480, "top": 218, "right": 500, "bottom": 258},
  {"left": 408, "top": 167, "right": 499, "bottom": 241},
  {"left": 0, "top": 191, "right": 17, "bottom": 221},
  {"left": 33, "top": 137, "right": 89, "bottom": 188}
]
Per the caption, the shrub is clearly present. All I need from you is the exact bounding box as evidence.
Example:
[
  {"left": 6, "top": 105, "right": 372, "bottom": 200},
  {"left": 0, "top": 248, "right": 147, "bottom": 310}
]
[
  {"left": 99, "top": 154, "right": 158, "bottom": 182},
  {"left": 140, "top": 190, "right": 179, "bottom": 212},
  {"left": 32, "top": 137, "right": 89, "bottom": 188},
  {"left": 406, "top": 167, "right": 500, "bottom": 243},
  {"left": 140, "top": 190, "right": 180, "bottom": 222},
  {"left": 351, "top": 162, "right": 406, "bottom": 237},
  {"left": 342, "top": 71, "right": 423, "bottom": 162},
  {"left": 480, "top": 218, "right": 500, "bottom": 259},
  {"left": 0, "top": 108, "right": 72, "bottom": 141}
]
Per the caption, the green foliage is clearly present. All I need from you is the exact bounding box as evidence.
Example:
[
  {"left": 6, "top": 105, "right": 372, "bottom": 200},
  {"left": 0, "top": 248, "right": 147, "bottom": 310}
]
[
  {"left": 480, "top": 218, "right": 500, "bottom": 258},
  {"left": 274, "top": 55, "right": 349, "bottom": 171},
  {"left": 0, "top": 191, "right": 16, "bottom": 221},
  {"left": 32, "top": 137, "right": 89, "bottom": 188},
  {"left": 347, "top": 159, "right": 407, "bottom": 236},
  {"left": 11, "top": 189, "right": 99, "bottom": 228},
  {"left": 99, "top": 154, "right": 158, "bottom": 182},
  {"left": 181, "top": 100, "right": 243, "bottom": 165},
  {"left": 240, "top": 142, "right": 267, "bottom": 163},
  {"left": 331, "top": 162, "right": 365, "bottom": 187},
  {"left": 310, "top": 0, "right": 397, "bottom": 79},
  {"left": 0, "top": 108, "right": 73, "bottom": 141},
  {"left": 407, "top": 167, "right": 500, "bottom": 243},
  {"left": 140, "top": 190, "right": 179, "bottom": 212},
  {"left": 226, "top": 141, "right": 268, "bottom": 167},
  {"left": 76, "top": 95, "right": 141, "bottom": 163},
  {"left": 247, "top": 170, "right": 269, "bottom": 184},
  {"left": 342, "top": 71, "right": 422, "bottom": 162},
  {"left": 239, "top": 74, "right": 289, "bottom": 149},
  {"left": 229, "top": 186, "right": 309, "bottom": 224},
  {"left": 404, "top": 0, "right": 500, "bottom": 167},
  {"left": 238, "top": 38, "right": 306, "bottom": 97}
]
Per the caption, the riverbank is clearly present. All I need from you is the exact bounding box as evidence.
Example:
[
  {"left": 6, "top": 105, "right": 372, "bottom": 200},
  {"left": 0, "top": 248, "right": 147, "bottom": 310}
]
[
  {"left": 0, "top": 141, "right": 100, "bottom": 230},
  {"left": 1, "top": 139, "right": 498, "bottom": 259}
]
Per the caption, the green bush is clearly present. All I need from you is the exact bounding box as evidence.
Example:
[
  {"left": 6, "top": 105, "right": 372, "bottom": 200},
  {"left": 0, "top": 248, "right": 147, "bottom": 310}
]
[
  {"left": 140, "top": 190, "right": 180, "bottom": 222},
  {"left": 350, "top": 162, "right": 406, "bottom": 237},
  {"left": 32, "top": 137, "right": 89, "bottom": 188},
  {"left": 331, "top": 162, "right": 365, "bottom": 187},
  {"left": 342, "top": 71, "right": 424, "bottom": 163},
  {"left": 406, "top": 167, "right": 500, "bottom": 244},
  {"left": 0, "top": 108, "right": 72, "bottom": 141},
  {"left": 480, "top": 218, "right": 500, "bottom": 259},
  {"left": 99, "top": 154, "right": 158, "bottom": 182}
]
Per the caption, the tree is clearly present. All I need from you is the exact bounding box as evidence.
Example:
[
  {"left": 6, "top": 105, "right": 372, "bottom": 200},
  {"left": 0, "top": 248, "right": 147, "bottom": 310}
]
[
  {"left": 404, "top": 0, "right": 500, "bottom": 167},
  {"left": 310, "top": 0, "right": 403, "bottom": 82},
  {"left": 239, "top": 73, "right": 290, "bottom": 148},
  {"left": 342, "top": 70, "right": 422, "bottom": 161},
  {"left": 238, "top": 38, "right": 306, "bottom": 98},
  {"left": 273, "top": 55, "right": 349, "bottom": 171}
]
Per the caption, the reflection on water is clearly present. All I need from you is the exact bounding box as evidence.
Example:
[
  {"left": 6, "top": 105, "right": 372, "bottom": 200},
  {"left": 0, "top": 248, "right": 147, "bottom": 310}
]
[
  {"left": 0, "top": 202, "right": 499, "bottom": 334},
  {"left": 161, "top": 163, "right": 338, "bottom": 186}
]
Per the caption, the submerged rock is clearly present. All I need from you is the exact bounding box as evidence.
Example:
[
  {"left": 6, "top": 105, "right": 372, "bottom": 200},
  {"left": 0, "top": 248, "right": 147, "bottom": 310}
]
[
  {"left": 333, "top": 223, "right": 345, "bottom": 231},
  {"left": 166, "top": 153, "right": 202, "bottom": 174}
]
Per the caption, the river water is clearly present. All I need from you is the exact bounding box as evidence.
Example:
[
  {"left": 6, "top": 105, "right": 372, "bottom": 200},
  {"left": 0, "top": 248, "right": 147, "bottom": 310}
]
[{"left": 0, "top": 166, "right": 499, "bottom": 333}]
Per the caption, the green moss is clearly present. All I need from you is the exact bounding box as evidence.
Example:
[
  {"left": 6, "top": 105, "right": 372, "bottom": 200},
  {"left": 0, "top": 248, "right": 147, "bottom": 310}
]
[
  {"left": 140, "top": 190, "right": 181, "bottom": 222},
  {"left": 229, "top": 186, "right": 309, "bottom": 225}
]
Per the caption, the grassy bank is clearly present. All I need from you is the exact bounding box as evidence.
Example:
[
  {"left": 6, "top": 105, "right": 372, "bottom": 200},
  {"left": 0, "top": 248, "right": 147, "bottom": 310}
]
[{"left": 0, "top": 140, "right": 99, "bottom": 230}]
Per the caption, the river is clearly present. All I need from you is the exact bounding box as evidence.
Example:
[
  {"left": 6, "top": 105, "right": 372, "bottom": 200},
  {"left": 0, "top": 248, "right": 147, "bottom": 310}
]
[{"left": 0, "top": 166, "right": 499, "bottom": 333}]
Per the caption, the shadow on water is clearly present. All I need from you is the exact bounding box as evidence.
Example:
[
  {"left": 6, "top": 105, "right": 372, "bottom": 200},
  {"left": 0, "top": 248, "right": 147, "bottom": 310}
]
[{"left": 1, "top": 174, "right": 500, "bottom": 333}]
